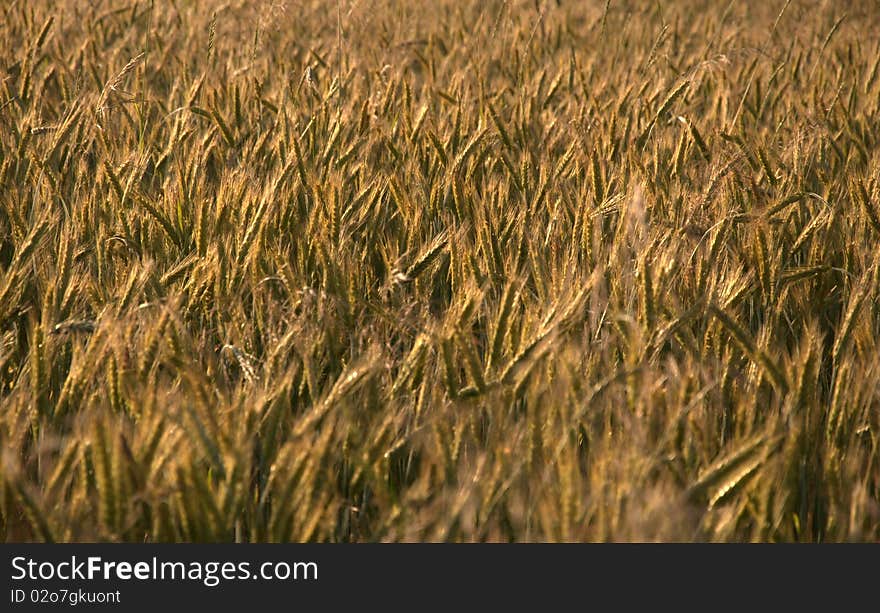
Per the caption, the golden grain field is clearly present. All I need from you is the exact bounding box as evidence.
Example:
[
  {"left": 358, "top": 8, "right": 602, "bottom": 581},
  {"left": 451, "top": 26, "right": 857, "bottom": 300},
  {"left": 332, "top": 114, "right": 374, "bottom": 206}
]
[{"left": 1, "top": 0, "right": 879, "bottom": 542}]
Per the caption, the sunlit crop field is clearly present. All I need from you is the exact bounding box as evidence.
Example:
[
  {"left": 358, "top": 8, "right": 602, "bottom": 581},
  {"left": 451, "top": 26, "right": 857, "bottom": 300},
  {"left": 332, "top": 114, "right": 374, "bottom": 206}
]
[{"left": 1, "top": 0, "right": 878, "bottom": 541}]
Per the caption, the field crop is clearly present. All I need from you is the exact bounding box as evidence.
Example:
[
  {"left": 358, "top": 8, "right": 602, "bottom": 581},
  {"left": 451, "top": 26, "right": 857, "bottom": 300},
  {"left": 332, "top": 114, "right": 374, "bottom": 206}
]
[{"left": 1, "top": 0, "right": 879, "bottom": 542}]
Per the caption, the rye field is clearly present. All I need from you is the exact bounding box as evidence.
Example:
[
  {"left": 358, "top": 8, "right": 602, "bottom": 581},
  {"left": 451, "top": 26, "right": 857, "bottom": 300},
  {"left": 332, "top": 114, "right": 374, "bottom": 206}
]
[{"left": 1, "top": 0, "right": 879, "bottom": 542}]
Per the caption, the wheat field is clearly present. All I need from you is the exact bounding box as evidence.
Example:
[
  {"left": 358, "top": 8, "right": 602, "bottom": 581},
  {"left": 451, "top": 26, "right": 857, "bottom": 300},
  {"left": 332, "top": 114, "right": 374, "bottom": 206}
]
[{"left": 1, "top": 0, "right": 878, "bottom": 542}]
